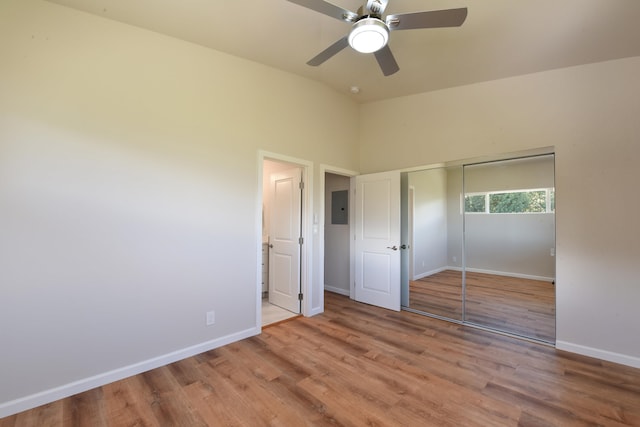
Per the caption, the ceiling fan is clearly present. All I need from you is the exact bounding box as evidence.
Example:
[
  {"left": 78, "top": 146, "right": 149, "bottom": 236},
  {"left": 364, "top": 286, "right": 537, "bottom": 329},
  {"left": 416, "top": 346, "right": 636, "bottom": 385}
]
[{"left": 286, "top": 0, "right": 467, "bottom": 76}]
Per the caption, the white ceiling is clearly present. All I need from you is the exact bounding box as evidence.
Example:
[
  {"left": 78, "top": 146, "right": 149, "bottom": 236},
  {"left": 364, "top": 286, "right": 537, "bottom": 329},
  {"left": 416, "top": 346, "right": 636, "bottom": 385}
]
[{"left": 46, "top": 0, "right": 640, "bottom": 103}]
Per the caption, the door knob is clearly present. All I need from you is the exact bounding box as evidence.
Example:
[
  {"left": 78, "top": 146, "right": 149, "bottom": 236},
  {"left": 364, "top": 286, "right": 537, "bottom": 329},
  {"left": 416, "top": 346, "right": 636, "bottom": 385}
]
[
  {"left": 400, "top": 244, "right": 407, "bottom": 250},
  {"left": 387, "top": 245, "right": 398, "bottom": 251},
  {"left": 269, "top": 244, "right": 274, "bottom": 248}
]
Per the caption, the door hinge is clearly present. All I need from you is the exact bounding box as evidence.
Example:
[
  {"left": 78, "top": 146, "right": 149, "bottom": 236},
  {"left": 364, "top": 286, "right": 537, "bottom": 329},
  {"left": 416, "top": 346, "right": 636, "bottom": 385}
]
[
  {"left": 299, "top": 181, "right": 304, "bottom": 190},
  {"left": 298, "top": 293, "right": 303, "bottom": 301},
  {"left": 299, "top": 237, "right": 304, "bottom": 245}
]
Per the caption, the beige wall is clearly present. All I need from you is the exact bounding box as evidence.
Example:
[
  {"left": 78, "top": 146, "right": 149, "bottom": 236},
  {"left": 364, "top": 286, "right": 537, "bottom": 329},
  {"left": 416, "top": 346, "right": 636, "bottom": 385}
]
[
  {"left": 0, "top": 0, "right": 358, "bottom": 413},
  {"left": 360, "top": 56, "right": 640, "bottom": 365},
  {"left": 2, "top": 0, "right": 639, "bottom": 417}
]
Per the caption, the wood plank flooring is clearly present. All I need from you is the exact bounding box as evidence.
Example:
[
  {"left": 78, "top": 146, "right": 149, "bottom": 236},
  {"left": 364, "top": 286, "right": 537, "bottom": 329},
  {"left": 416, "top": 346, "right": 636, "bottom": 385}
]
[
  {"left": 409, "top": 270, "right": 464, "bottom": 319},
  {"left": 3, "top": 292, "right": 639, "bottom": 426},
  {"left": 410, "top": 270, "right": 555, "bottom": 342},
  {"left": 466, "top": 271, "right": 555, "bottom": 342}
]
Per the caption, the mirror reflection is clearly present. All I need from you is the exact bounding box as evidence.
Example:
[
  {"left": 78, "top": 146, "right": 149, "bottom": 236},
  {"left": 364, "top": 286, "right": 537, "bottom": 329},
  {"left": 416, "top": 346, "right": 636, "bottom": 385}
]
[
  {"left": 402, "top": 166, "right": 463, "bottom": 321},
  {"left": 464, "top": 155, "right": 556, "bottom": 342},
  {"left": 402, "top": 154, "right": 556, "bottom": 343}
]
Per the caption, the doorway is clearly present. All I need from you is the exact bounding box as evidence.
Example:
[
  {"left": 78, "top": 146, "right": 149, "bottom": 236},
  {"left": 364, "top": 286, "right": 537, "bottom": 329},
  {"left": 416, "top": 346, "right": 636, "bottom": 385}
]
[
  {"left": 261, "top": 158, "right": 304, "bottom": 326},
  {"left": 323, "top": 172, "right": 351, "bottom": 297}
]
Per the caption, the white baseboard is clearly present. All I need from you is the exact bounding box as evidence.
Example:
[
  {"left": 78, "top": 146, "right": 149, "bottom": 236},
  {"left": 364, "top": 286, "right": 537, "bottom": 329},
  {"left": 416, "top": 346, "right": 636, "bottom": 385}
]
[
  {"left": 413, "top": 266, "right": 553, "bottom": 283},
  {"left": 463, "top": 267, "right": 554, "bottom": 282},
  {"left": 0, "top": 327, "right": 260, "bottom": 419},
  {"left": 556, "top": 340, "right": 640, "bottom": 369},
  {"left": 308, "top": 306, "right": 324, "bottom": 316},
  {"left": 413, "top": 266, "right": 448, "bottom": 281},
  {"left": 324, "top": 285, "right": 350, "bottom": 297}
]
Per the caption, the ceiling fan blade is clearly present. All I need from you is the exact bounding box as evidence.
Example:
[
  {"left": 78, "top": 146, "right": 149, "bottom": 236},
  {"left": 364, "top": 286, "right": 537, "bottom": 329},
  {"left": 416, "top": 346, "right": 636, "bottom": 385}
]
[
  {"left": 374, "top": 45, "right": 399, "bottom": 76},
  {"left": 286, "top": 0, "right": 358, "bottom": 23},
  {"left": 386, "top": 8, "right": 468, "bottom": 31},
  {"left": 307, "top": 36, "right": 349, "bottom": 66}
]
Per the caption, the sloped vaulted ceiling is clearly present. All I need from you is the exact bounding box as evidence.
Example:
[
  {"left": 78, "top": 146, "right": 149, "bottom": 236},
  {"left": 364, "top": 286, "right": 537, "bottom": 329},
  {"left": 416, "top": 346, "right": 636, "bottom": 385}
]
[{"left": 47, "top": 0, "right": 640, "bottom": 102}]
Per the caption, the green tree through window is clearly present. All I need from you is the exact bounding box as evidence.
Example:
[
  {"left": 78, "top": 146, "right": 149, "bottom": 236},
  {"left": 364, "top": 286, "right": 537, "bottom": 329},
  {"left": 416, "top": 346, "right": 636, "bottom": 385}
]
[
  {"left": 465, "top": 189, "right": 554, "bottom": 213},
  {"left": 464, "top": 195, "right": 485, "bottom": 212},
  {"left": 490, "top": 191, "right": 546, "bottom": 213}
]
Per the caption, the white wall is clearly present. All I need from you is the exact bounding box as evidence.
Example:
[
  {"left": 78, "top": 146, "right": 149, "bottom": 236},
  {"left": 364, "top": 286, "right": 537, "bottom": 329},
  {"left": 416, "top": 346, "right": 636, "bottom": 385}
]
[
  {"left": 408, "top": 169, "right": 448, "bottom": 278},
  {"left": 464, "top": 155, "right": 556, "bottom": 279},
  {"left": 464, "top": 155, "right": 555, "bottom": 193},
  {"left": 465, "top": 213, "right": 555, "bottom": 280},
  {"left": 412, "top": 158, "right": 555, "bottom": 281},
  {"left": 0, "top": 0, "right": 359, "bottom": 415},
  {"left": 360, "top": 56, "right": 640, "bottom": 367},
  {"left": 324, "top": 173, "right": 350, "bottom": 295}
]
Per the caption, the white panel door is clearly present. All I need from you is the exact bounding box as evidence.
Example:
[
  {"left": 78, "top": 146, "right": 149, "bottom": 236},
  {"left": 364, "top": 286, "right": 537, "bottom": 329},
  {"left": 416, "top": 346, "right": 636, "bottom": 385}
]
[
  {"left": 355, "top": 171, "right": 401, "bottom": 311},
  {"left": 268, "top": 167, "right": 302, "bottom": 313}
]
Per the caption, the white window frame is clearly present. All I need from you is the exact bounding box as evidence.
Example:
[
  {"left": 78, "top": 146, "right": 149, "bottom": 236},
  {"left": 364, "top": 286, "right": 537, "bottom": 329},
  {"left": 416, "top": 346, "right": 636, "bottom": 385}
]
[{"left": 464, "top": 188, "right": 555, "bottom": 214}]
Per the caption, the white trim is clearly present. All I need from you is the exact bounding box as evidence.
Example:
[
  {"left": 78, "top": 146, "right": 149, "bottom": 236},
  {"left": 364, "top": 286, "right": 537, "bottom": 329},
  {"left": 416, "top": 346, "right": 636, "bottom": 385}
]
[
  {"left": 324, "top": 285, "right": 350, "bottom": 296},
  {"left": 307, "top": 306, "right": 324, "bottom": 317},
  {"left": 556, "top": 341, "right": 640, "bottom": 369},
  {"left": 463, "top": 266, "right": 554, "bottom": 282},
  {"left": 408, "top": 185, "right": 415, "bottom": 283},
  {"left": 444, "top": 265, "right": 554, "bottom": 282},
  {"left": 413, "top": 266, "right": 449, "bottom": 281},
  {"left": 0, "top": 327, "right": 259, "bottom": 419},
  {"left": 256, "top": 156, "right": 265, "bottom": 329}
]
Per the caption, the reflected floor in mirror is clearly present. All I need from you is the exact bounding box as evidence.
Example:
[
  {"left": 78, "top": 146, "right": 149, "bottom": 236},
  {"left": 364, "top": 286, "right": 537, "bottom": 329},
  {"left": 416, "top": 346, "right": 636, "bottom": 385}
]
[
  {"left": 409, "top": 270, "right": 464, "bottom": 320},
  {"left": 409, "top": 270, "right": 555, "bottom": 342},
  {"left": 465, "top": 271, "right": 555, "bottom": 342}
]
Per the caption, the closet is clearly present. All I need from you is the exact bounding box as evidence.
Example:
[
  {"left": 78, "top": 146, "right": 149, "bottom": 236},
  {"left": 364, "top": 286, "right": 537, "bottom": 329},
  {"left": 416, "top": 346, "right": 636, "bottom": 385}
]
[{"left": 401, "top": 154, "right": 556, "bottom": 343}]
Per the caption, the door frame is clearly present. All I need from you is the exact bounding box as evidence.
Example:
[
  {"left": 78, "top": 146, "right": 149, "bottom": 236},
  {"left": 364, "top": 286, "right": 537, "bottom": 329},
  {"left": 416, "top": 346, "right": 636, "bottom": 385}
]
[
  {"left": 318, "top": 165, "right": 359, "bottom": 311},
  {"left": 257, "top": 151, "right": 313, "bottom": 327}
]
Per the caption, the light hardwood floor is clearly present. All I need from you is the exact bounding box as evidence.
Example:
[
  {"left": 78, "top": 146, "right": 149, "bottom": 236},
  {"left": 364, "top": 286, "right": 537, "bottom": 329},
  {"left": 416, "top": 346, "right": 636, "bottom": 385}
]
[
  {"left": 2, "top": 292, "right": 639, "bottom": 426},
  {"left": 409, "top": 270, "right": 464, "bottom": 319},
  {"left": 410, "top": 270, "right": 555, "bottom": 342}
]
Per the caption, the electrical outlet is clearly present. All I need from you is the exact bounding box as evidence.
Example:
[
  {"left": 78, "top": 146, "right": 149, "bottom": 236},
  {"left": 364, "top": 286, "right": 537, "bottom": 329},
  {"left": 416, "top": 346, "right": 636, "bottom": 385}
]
[{"left": 206, "top": 310, "right": 215, "bottom": 326}]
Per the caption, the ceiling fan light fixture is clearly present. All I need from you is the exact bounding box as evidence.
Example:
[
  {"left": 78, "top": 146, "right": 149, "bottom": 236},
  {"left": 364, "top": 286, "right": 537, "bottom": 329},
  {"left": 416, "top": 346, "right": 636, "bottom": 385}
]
[{"left": 348, "top": 17, "right": 389, "bottom": 53}]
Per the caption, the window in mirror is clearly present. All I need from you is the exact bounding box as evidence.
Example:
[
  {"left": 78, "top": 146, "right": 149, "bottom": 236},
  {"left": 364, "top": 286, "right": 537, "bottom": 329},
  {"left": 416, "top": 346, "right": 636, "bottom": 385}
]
[
  {"left": 464, "top": 194, "right": 486, "bottom": 212},
  {"left": 465, "top": 188, "right": 555, "bottom": 214},
  {"left": 463, "top": 154, "right": 555, "bottom": 343}
]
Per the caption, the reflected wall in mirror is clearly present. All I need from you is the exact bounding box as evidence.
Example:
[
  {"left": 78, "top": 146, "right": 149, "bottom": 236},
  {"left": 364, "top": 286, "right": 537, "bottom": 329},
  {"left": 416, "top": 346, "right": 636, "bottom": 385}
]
[
  {"left": 464, "top": 154, "right": 556, "bottom": 342},
  {"left": 402, "top": 166, "right": 463, "bottom": 321},
  {"left": 402, "top": 153, "right": 556, "bottom": 344}
]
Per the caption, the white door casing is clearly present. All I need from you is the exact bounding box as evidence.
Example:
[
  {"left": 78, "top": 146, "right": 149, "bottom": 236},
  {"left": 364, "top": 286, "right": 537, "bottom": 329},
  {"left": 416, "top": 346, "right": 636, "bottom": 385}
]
[
  {"left": 268, "top": 167, "right": 302, "bottom": 313},
  {"left": 354, "top": 171, "right": 401, "bottom": 311}
]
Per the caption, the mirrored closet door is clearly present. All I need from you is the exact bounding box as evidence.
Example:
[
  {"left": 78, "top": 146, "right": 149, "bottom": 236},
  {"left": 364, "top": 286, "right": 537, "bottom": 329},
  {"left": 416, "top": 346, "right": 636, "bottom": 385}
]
[
  {"left": 401, "top": 165, "right": 463, "bottom": 321},
  {"left": 402, "top": 154, "right": 556, "bottom": 343},
  {"left": 464, "top": 155, "right": 556, "bottom": 342}
]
